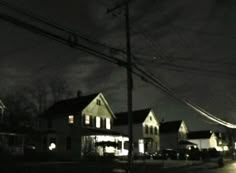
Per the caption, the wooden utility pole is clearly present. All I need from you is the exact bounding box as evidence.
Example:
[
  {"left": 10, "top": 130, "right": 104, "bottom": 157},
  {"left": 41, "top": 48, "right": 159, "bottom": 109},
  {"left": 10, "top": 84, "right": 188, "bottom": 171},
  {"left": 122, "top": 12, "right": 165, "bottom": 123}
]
[{"left": 107, "top": 1, "right": 133, "bottom": 172}]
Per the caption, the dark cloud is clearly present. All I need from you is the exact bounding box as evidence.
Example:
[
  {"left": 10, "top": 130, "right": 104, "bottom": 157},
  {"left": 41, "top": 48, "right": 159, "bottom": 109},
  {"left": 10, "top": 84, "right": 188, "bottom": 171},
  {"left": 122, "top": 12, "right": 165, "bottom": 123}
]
[{"left": 1, "top": 0, "right": 236, "bottom": 130}]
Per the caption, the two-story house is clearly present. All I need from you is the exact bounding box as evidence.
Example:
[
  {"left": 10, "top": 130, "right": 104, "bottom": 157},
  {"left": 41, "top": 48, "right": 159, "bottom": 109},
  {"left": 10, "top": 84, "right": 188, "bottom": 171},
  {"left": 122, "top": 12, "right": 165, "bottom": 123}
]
[
  {"left": 39, "top": 92, "right": 128, "bottom": 159},
  {"left": 188, "top": 130, "right": 218, "bottom": 150},
  {"left": 113, "top": 108, "right": 160, "bottom": 154},
  {"left": 160, "top": 120, "right": 189, "bottom": 150}
]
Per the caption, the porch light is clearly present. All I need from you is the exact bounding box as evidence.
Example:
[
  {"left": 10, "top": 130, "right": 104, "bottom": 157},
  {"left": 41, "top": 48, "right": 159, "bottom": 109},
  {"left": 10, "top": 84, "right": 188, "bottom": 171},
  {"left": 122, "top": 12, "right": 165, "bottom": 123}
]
[{"left": 49, "top": 143, "right": 56, "bottom": 151}]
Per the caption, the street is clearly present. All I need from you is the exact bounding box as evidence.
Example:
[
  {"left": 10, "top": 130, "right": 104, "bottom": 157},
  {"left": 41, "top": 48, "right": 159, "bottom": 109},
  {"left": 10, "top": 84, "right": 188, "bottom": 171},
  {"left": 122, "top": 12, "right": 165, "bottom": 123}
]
[{"left": 171, "top": 161, "right": 236, "bottom": 173}]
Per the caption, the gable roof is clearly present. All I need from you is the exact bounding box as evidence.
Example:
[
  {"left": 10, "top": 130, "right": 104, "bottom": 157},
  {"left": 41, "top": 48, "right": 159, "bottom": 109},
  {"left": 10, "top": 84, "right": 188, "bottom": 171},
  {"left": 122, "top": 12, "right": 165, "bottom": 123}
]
[
  {"left": 188, "top": 130, "right": 214, "bottom": 139},
  {"left": 43, "top": 93, "right": 99, "bottom": 117},
  {"left": 114, "top": 108, "right": 152, "bottom": 126},
  {"left": 160, "top": 120, "right": 182, "bottom": 133}
]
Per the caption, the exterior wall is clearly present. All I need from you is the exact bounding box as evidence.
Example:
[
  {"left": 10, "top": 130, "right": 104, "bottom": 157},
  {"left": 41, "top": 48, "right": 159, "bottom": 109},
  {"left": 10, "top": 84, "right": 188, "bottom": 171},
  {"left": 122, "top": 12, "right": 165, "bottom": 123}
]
[
  {"left": 160, "top": 133, "right": 178, "bottom": 149},
  {"left": 142, "top": 111, "right": 160, "bottom": 152},
  {"left": 188, "top": 139, "right": 210, "bottom": 150},
  {"left": 188, "top": 134, "right": 218, "bottom": 150},
  {"left": 178, "top": 122, "right": 188, "bottom": 141},
  {"left": 39, "top": 93, "right": 116, "bottom": 158},
  {"left": 113, "top": 110, "right": 160, "bottom": 154},
  {"left": 113, "top": 124, "right": 143, "bottom": 154},
  {"left": 82, "top": 94, "right": 114, "bottom": 121},
  {"left": 160, "top": 121, "right": 188, "bottom": 150}
]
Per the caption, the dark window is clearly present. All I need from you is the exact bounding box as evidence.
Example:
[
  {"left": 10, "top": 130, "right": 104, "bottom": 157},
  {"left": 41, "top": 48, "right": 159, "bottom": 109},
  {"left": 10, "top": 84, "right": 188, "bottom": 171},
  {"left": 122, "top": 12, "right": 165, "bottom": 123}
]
[
  {"left": 154, "top": 127, "right": 158, "bottom": 135},
  {"left": 96, "top": 99, "right": 101, "bottom": 106},
  {"left": 49, "top": 137, "right": 56, "bottom": 144},
  {"left": 48, "top": 118, "right": 52, "bottom": 129},
  {"left": 118, "top": 141, "right": 122, "bottom": 150},
  {"left": 66, "top": 137, "right": 72, "bottom": 150},
  {"left": 150, "top": 126, "right": 153, "bottom": 134},
  {"left": 124, "top": 141, "right": 129, "bottom": 150},
  {"left": 145, "top": 125, "right": 149, "bottom": 134}
]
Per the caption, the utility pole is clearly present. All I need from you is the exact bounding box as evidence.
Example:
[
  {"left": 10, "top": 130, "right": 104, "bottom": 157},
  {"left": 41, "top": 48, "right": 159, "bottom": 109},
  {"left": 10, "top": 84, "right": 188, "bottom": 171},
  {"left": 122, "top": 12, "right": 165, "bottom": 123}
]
[{"left": 107, "top": 1, "right": 133, "bottom": 172}]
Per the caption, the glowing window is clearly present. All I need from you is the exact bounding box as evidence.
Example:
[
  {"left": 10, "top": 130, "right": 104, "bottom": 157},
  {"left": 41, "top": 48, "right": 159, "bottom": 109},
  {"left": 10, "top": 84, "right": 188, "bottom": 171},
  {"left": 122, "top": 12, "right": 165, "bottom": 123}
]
[
  {"left": 96, "top": 117, "right": 101, "bottom": 128},
  {"left": 85, "top": 115, "right": 90, "bottom": 125},
  {"left": 68, "top": 115, "right": 74, "bottom": 124},
  {"left": 106, "top": 118, "right": 111, "bottom": 129}
]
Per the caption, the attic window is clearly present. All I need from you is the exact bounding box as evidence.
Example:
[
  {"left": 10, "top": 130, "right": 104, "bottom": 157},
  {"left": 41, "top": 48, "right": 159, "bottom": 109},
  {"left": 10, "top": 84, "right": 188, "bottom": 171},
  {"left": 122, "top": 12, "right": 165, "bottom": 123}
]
[
  {"left": 150, "top": 116, "right": 152, "bottom": 121},
  {"left": 96, "top": 99, "right": 101, "bottom": 106},
  {"left": 68, "top": 115, "right": 74, "bottom": 124}
]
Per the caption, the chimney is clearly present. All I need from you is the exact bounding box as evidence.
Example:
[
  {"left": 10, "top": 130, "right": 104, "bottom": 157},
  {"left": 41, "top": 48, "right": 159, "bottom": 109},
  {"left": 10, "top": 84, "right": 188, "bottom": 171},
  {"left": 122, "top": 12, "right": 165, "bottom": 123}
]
[{"left": 77, "top": 90, "right": 82, "bottom": 97}]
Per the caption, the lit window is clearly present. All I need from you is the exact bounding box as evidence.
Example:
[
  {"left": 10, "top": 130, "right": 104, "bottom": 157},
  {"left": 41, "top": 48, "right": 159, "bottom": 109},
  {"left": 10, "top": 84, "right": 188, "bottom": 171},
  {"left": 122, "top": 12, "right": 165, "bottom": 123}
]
[
  {"left": 96, "top": 117, "right": 101, "bottom": 128},
  {"left": 106, "top": 118, "right": 111, "bottom": 129},
  {"left": 68, "top": 115, "right": 74, "bottom": 124},
  {"left": 85, "top": 115, "right": 90, "bottom": 125}
]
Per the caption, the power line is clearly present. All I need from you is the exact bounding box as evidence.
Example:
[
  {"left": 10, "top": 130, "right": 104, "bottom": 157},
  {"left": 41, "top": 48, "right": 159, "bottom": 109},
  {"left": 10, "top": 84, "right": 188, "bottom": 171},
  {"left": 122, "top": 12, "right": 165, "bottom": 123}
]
[
  {"left": 1, "top": 3, "right": 236, "bottom": 129},
  {"left": 0, "top": 0, "right": 126, "bottom": 55}
]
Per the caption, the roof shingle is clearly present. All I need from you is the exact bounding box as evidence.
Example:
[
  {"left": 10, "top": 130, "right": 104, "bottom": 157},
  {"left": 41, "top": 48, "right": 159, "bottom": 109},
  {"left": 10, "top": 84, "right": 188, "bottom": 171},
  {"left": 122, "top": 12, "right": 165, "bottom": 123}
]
[
  {"left": 114, "top": 108, "right": 151, "bottom": 126},
  {"left": 160, "top": 120, "right": 182, "bottom": 133},
  {"left": 188, "top": 130, "right": 213, "bottom": 139},
  {"left": 43, "top": 93, "right": 99, "bottom": 117}
]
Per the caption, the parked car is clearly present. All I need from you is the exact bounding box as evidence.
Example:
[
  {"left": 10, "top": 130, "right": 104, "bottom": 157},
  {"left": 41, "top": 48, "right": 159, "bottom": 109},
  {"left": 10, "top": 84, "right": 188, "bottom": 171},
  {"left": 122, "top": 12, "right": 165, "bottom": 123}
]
[{"left": 153, "top": 149, "right": 179, "bottom": 160}]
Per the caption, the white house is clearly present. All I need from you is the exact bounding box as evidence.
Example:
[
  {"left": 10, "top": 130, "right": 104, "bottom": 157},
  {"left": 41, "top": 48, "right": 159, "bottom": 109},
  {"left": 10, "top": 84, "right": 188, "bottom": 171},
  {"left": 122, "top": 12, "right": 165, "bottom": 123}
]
[
  {"left": 40, "top": 92, "right": 128, "bottom": 159},
  {"left": 160, "top": 120, "right": 189, "bottom": 150},
  {"left": 188, "top": 130, "right": 218, "bottom": 150},
  {"left": 113, "top": 108, "right": 160, "bottom": 154}
]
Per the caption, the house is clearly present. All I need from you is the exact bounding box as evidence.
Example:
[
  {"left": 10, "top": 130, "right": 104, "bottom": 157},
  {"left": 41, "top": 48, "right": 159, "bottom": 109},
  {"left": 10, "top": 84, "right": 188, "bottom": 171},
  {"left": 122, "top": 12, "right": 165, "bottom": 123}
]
[
  {"left": 39, "top": 92, "right": 128, "bottom": 159},
  {"left": 215, "top": 132, "right": 229, "bottom": 152},
  {"left": 113, "top": 108, "right": 160, "bottom": 154},
  {"left": 160, "top": 120, "right": 189, "bottom": 150},
  {"left": 188, "top": 130, "right": 218, "bottom": 150}
]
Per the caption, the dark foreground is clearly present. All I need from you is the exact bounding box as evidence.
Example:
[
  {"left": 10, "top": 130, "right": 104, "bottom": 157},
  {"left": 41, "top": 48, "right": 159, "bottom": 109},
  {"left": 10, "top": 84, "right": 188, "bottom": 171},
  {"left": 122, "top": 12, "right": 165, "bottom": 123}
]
[{"left": 0, "top": 160, "right": 235, "bottom": 173}]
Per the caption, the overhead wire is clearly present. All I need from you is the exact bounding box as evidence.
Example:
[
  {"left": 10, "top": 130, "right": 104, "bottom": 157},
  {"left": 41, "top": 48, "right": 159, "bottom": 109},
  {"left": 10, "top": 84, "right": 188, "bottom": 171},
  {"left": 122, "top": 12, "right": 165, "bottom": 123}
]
[{"left": 1, "top": 2, "right": 236, "bottom": 128}]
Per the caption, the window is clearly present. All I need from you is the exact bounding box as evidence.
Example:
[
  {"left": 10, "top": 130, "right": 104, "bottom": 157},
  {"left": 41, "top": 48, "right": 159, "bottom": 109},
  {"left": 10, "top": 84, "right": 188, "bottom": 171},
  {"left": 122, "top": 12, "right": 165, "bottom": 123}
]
[
  {"left": 106, "top": 118, "right": 111, "bottom": 129},
  {"left": 145, "top": 125, "right": 149, "bottom": 134},
  {"left": 124, "top": 141, "right": 129, "bottom": 150},
  {"left": 96, "top": 117, "right": 101, "bottom": 128},
  {"left": 66, "top": 136, "right": 72, "bottom": 150},
  {"left": 150, "top": 126, "right": 153, "bottom": 134},
  {"left": 154, "top": 127, "right": 158, "bottom": 135},
  {"left": 118, "top": 141, "right": 122, "bottom": 150},
  {"left": 85, "top": 115, "right": 90, "bottom": 125},
  {"left": 150, "top": 116, "right": 152, "bottom": 121},
  {"left": 96, "top": 99, "right": 101, "bottom": 106},
  {"left": 68, "top": 115, "right": 74, "bottom": 124}
]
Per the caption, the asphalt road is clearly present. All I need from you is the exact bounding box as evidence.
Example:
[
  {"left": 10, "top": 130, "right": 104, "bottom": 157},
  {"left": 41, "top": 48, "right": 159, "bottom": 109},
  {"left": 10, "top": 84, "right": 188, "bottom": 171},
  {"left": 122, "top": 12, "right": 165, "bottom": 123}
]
[{"left": 170, "top": 161, "right": 236, "bottom": 173}]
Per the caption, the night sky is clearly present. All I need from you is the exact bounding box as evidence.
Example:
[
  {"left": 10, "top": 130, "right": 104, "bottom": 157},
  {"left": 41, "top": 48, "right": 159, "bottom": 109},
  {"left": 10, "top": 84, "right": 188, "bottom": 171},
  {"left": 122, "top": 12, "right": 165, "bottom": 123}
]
[{"left": 1, "top": 0, "right": 236, "bottom": 131}]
